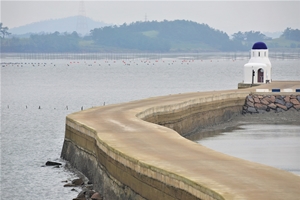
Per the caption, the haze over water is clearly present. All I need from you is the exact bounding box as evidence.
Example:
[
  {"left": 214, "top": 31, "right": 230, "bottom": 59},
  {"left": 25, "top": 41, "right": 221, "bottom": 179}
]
[{"left": 1, "top": 53, "right": 299, "bottom": 199}]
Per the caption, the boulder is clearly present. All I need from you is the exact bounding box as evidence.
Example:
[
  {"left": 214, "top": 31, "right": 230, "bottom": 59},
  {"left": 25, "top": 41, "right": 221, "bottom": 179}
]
[
  {"left": 64, "top": 183, "right": 75, "bottom": 187},
  {"left": 45, "top": 161, "right": 62, "bottom": 166},
  {"left": 247, "top": 95, "right": 254, "bottom": 103},
  {"left": 247, "top": 107, "right": 257, "bottom": 113},
  {"left": 247, "top": 101, "right": 254, "bottom": 107},
  {"left": 88, "top": 190, "right": 96, "bottom": 198},
  {"left": 255, "top": 103, "right": 268, "bottom": 110},
  {"left": 253, "top": 97, "right": 260, "bottom": 103},
  {"left": 72, "top": 178, "right": 84, "bottom": 186},
  {"left": 284, "top": 96, "right": 290, "bottom": 102},
  {"left": 268, "top": 103, "right": 277, "bottom": 110},
  {"left": 91, "top": 192, "right": 103, "bottom": 200},
  {"left": 275, "top": 98, "right": 285, "bottom": 105},
  {"left": 297, "top": 96, "right": 300, "bottom": 102},
  {"left": 276, "top": 107, "right": 283, "bottom": 113},
  {"left": 294, "top": 104, "right": 300, "bottom": 111},
  {"left": 260, "top": 99, "right": 269, "bottom": 105},
  {"left": 276, "top": 103, "right": 288, "bottom": 111},
  {"left": 285, "top": 102, "right": 294, "bottom": 109},
  {"left": 291, "top": 98, "right": 300, "bottom": 105},
  {"left": 290, "top": 95, "right": 297, "bottom": 99},
  {"left": 76, "top": 190, "right": 86, "bottom": 198},
  {"left": 265, "top": 96, "right": 275, "bottom": 103}
]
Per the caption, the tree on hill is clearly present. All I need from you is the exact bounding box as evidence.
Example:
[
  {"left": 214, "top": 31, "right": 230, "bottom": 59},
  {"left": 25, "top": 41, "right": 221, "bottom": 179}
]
[
  {"left": 232, "top": 31, "right": 270, "bottom": 42},
  {"left": 1, "top": 31, "right": 80, "bottom": 52},
  {"left": 0, "top": 23, "right": 11, "bottom": 38},
  {"left": 281, "top": 28, "right": 300, "bottom": 41}
]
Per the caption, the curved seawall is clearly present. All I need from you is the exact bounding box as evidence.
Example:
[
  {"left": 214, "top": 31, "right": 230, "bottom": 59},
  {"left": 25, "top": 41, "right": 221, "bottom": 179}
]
[{"left": 61, "top": 83, "right": 300, "bottom": 200}]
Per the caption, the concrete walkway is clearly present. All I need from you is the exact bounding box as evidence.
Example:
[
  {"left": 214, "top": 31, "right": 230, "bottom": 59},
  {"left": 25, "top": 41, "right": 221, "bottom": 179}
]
[{"left": 68, "top": 81, "right": 300, "bottom": 200}]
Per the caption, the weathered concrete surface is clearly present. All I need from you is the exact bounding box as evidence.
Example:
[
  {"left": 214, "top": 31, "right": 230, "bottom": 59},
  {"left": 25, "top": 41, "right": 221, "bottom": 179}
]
[{"left": 61, "top": 81, "right": 300, "bottom": 200}]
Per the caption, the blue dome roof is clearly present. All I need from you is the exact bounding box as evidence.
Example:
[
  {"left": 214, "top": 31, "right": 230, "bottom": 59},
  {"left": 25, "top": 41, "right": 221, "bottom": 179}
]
[{"left": 252, "top": 42, "right": 268, "bottom": 49}]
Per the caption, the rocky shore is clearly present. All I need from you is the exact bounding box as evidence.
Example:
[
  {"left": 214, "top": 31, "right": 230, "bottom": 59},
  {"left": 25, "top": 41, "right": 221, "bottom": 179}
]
[
  {"left": 242, "top": 94, "right": 300, "bottom": 114},
  {"left": 44, "top": 161, "right": 103, "bottom": 200}
]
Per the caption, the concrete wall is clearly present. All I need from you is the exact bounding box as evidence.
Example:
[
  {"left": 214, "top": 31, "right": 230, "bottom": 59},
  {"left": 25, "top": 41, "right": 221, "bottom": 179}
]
[{"left": 61, "top": 91, "right": 249, "bottom": 200}]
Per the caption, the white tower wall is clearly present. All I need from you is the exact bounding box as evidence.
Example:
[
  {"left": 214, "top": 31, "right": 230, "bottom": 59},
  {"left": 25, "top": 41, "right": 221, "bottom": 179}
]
[{"left": 243, "top": 42, "right": 272, "bottom": 84}]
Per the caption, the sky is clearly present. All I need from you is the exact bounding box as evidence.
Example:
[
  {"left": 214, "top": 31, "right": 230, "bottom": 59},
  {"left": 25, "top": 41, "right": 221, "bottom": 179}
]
[{"left": 1, "top": 1, "right": 300, "bottom": 35}]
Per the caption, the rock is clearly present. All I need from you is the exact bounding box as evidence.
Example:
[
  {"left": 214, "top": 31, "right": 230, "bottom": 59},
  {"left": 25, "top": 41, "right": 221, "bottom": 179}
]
[
  {"left": 291, "top": 98, "right": 300, "bottom": 105},
  {"left": 64, "top": 183, "right": 75, "bottom": 187},
  {"left": 84, "top": 184, "right": 94, "bottom": 190},
  {"left": 294, "top": 104, "right": 300, "bottom": 111},
  {"left": 275, "top": 95, "right": 284, "bottom": 99},
  {"left": 297, "top": 96, "right": 300, "bottom": 102},
  {"left": 72, "top": 178, "right": 84, "bottom": 186},
  {"left": 284, "top": 96, "right": 290, "bottom": 102},
  {"left": 77, "top": 189, "right": 87, "bottom": 198},
  {"left": 276, "top": 107, "right": 283, "bottom": 113},
  {"left": 255, "top": 103, "right": 268, "bottom": 110},
  {"left": 285, "top": 102, "right": 294, "bottom": 109},
  {"left": 45, "top": 161, "right": 62, "bottom": 166},
  {"left": 276, "top": 103, "right": 288, "bottom": 111},
  {"left": 89, "top": 190, "right": 96, "bottom": 197},
  {"left": 290, "top": 95, "right": 297, "bottom": 99},
  {"left": 258, "top": 109, "right": 266, "bottom": 113},
  {"left": 275, "top": 98, "right": 285, "bottom": 105},
  {"left": 247, "top": 101, "right": 254, "bottom": 107},
  {"left": 91, "top": 192, "right": 103, "bottom": 200},
  {"left": 258, "top": 95, "right": 264, "bottom": 99},
  {"left": 265, "top": 96, "right": 275, "bottom": 103},
  {"left": 247, "top": 107, "right": 257, "bottom": 113},
  {"left": 268, "top": 103, "right": 277, "bottom": 110},
  {"left": 260, "top": 99, "right": 269, "bottom": 105},
  {"left": 247, "top": 95, "right": 254, "bottom": 103},
  {"left": 253, "top": 97, "right": 260, "bottom": 103}
]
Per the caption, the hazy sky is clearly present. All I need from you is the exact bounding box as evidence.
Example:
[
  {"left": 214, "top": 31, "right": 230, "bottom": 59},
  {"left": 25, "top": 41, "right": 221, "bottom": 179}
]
[{"left": 1, "top": 1, "right": 299, "bottom": 35}]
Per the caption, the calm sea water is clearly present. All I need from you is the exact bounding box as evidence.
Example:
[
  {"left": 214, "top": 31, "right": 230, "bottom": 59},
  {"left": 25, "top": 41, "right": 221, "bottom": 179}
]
[
  {"left": 1, "top": 54, "right": 300, "bottom": 199},
  {"left": 195, "top": 123, "right": 300, "bottom": 175}
]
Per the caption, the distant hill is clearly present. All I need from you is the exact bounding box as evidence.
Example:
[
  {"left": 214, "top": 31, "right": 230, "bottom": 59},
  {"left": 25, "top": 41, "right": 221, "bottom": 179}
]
[
  {"left": 2, "top": 20, "right": 299, "bottom": 53},
  {"left": 90, "top": 20, "right": 239, "bottom": 52},
  {"left": 9, "top": 16, "right": 111, "bottom": 36}
]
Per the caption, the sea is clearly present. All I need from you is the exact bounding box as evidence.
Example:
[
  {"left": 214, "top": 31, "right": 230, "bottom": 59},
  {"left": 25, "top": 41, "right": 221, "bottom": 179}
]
[{"left": 1, "top": 52, "right": 300, "bottom": 199}]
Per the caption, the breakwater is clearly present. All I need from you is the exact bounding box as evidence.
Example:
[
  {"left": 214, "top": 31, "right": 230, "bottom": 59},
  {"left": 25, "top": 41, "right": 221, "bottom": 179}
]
[
  {"left": 243, "top": 94, "right": 300, "bottom": 114},
  {"left": 61, "top": 87, "right": 300, "bottom": 200}
]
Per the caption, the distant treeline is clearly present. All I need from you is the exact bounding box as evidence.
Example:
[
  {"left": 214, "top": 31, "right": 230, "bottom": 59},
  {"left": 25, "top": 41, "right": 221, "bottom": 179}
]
[{"left": 1, "top": 20, "right": 300, "bottom": 53}]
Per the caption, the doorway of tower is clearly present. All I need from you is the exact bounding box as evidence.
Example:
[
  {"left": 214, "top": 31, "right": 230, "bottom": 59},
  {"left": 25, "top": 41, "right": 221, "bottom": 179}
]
[{"left": 258, "top": 68, "right": 264, "bottom": 83}]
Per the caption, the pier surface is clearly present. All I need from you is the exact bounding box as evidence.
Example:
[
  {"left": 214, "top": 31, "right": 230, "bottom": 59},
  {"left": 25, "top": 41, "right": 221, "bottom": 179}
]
[{"left": 62, "top": 81, "right": 300, "bottom": 200}]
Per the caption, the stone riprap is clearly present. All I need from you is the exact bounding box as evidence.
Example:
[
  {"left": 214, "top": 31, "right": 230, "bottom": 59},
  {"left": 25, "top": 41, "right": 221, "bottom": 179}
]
[{"left": 243, "top": 94, "right": 300, "bottom": 114}]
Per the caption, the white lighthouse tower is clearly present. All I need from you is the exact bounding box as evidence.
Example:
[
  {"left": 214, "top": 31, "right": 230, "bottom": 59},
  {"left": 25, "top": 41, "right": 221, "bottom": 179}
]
[{"left": 243, "top": 42, "right": 272, "bottom": 84}]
